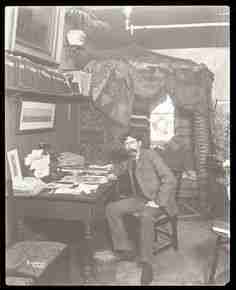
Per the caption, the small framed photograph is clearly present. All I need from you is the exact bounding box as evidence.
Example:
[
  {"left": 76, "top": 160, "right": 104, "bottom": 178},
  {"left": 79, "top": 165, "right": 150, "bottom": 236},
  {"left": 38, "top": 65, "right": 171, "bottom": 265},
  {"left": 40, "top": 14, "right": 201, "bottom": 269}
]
[
  {"left": 17, "top": 101, "right": 56, "bottom": 134},
  {"left": 7, "top": 149, "right": 23, "bottom": 182}
]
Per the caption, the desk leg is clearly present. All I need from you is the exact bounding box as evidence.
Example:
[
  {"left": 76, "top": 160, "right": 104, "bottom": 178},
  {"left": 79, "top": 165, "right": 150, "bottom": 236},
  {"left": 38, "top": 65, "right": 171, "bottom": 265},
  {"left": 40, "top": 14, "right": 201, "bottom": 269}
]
[
  {"left": 68, "top": 244, "right": 82, "bottom": 285},
  {"left": 16, "top": 217, "right": 25, "bottom": 241},
  {"left": 83, "top": 220, "right": 95, "bottom": 284}
]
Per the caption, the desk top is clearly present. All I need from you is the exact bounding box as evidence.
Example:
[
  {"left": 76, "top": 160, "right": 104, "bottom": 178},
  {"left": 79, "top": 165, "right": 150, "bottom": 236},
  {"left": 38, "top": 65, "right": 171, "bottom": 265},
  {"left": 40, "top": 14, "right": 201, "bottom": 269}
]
[{"left": 13, "top": 180, "right": 114, "bottom": 203}]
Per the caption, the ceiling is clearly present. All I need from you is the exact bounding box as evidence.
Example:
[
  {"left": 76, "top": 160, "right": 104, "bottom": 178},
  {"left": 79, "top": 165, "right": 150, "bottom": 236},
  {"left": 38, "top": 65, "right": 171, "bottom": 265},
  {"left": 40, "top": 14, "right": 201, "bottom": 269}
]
[{"left": 81, "top": 6, "right": 229, "bottom": 50}]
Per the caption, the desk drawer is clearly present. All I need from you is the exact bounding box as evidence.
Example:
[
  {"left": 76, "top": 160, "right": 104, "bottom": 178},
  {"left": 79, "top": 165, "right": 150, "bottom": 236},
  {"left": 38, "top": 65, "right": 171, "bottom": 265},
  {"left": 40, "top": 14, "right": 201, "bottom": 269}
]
[{"left": 15, "top": 199, "right": 94, "bottom": 221}]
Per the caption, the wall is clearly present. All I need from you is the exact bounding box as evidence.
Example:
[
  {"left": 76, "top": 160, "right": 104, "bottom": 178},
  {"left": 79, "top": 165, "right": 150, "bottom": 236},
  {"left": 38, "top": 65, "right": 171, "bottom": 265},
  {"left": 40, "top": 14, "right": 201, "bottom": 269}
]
[{"left": 5, "top": 97, "right": 80, "bottom": 179}]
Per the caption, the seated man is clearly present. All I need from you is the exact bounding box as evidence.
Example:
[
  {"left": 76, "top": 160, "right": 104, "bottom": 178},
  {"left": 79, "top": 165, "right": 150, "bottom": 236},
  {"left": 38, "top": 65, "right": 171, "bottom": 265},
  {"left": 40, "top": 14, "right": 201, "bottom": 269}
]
[{"left": 106, "top": 133, "right": 177, "bottom": 285}]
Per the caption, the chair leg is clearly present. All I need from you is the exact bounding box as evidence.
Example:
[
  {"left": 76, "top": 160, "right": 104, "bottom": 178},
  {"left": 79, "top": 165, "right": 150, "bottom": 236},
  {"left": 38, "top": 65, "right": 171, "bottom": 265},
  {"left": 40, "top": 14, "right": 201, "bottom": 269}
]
[
  {"left": 171, "top": 216, "right": 178, "bottom": 251},
  {"left": 208, "top": 236, "right": 221, "bottom": 283}
]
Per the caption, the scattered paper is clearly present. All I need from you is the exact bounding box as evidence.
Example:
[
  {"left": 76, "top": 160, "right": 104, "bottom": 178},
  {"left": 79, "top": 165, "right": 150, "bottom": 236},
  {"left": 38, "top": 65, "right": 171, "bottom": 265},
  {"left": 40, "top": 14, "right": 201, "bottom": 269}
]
[
  {"left": 78, "top": 183, "right": 99, "bottom": 194},
  {"left": 58, "top": 152, "right": 85, "bottom": 167},
  {"left": 89, "top": 164, "right": 113, "bottom": 170},
  {"left": 53, "top": 183, "right": 99, "bottom": 195},
  {"left": 145, "top": 201, "right": 160, "bottom": 208},
  {"left": 54, "top": 187, "right": 81, "bottom": 195}
]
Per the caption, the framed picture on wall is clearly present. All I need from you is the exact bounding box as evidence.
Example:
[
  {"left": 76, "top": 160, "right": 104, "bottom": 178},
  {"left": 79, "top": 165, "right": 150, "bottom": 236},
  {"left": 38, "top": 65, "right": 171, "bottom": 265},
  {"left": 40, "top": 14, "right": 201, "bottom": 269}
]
[
  {"left": 5, "top": 6, "right": 65, "bottom": 65},
  {"left": 17, "top": 101, "right": 56, "bottom": 134},
  {"left": 7, "top": 149, "right": 23, "bottom": 182}
]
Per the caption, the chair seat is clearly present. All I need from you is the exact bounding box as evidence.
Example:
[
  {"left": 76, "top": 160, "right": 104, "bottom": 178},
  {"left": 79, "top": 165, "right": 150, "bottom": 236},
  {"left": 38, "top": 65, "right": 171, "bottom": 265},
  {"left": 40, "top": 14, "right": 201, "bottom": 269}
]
[
  {"left": 6, "top": 241, "right": 67, "bottom": 278},
  {"left": 132, "top": 211, "right": 168, "bottom": 222},
  {"left": 6, "top": 276, "right": 34, "bottom": 285}
]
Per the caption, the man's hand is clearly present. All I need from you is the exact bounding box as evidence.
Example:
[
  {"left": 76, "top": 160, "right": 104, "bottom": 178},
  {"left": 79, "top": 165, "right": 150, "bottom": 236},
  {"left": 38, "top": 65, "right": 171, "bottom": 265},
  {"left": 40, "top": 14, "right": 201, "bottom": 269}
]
[
  {"left": 145, "top": 200, "right": 160, "bottom": 208},
  {"left": 107, "top": 173, "right": 117, "bottom": 181}
]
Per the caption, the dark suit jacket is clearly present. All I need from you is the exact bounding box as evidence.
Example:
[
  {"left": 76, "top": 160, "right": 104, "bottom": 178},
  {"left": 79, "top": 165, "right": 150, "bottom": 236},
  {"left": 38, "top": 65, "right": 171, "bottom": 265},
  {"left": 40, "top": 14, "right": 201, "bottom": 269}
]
[{"left": 128, "top": 148, "right": 178, "bottom": 216}]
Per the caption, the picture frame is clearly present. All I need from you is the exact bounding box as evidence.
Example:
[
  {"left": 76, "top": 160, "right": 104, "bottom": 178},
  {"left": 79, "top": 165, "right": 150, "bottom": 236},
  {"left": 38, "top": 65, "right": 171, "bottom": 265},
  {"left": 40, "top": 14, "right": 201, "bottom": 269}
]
[
  {"left": 7, "top": 149, "right": 23, "bottom": 182},
  {"left": 17, "top": 101, "right": 56, "bottom": 134},
  {"left": 5, "top": 6, "right": 65, "bottom": 66}
]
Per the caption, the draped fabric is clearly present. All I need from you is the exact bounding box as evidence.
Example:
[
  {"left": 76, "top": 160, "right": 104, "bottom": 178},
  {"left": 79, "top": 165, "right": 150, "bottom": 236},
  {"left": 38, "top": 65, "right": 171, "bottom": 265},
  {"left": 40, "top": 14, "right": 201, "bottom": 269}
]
[
  {"left": 84, "top": 59, "right": 134, "bottom": 127},
  {"left": 82, "top": 44, "right": 214, "bottom": 127}
]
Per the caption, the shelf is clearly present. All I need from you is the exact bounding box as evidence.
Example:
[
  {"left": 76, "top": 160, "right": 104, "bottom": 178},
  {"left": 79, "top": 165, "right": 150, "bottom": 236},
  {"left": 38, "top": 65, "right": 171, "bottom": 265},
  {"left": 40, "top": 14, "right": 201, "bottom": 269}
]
[{"left": 6, "top": 87, "right": 92, "bottom": 103}]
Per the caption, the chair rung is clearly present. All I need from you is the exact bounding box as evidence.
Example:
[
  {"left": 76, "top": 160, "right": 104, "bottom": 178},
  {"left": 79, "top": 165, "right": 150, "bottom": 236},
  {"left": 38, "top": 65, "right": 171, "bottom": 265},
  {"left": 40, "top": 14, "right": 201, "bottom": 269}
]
[
  {"left": 153, "top": 244, "right": 173, "bottom": 255},
  {"left": 154, "top": 218, "right": 170, "bottom": 226},
  {"left": 155, "top": 229, "right": 172, "bottom": 237}
]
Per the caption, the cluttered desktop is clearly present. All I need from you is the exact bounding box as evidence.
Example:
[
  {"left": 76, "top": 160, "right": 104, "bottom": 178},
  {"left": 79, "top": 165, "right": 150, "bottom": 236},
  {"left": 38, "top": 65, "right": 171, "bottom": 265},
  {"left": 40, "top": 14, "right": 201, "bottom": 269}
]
[{"left": 8, "top": 146, "right": 117, "bottom": 200}]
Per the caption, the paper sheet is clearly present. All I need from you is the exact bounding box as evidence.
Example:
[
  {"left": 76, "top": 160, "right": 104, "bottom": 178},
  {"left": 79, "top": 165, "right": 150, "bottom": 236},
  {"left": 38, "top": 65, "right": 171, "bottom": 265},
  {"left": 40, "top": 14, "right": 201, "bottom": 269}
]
[
  {"left": 78, "top": 183, "right": 99, "bottom": 194},
  {"left": 145, "top": 201, "right": 160, "bottom": 208},
  {"left": 54, "top": 187, "right": 81, "bottom": 195},
  {"left": 54, "top": 183, "right": 99, "bottom": 195}
]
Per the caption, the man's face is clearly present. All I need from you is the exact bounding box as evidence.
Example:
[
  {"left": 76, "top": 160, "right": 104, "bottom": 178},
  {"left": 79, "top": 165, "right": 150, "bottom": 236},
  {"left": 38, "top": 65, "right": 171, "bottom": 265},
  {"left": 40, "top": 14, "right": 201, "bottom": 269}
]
[{"left": 124, "top": 136, "right": 140, "bottom": 157}]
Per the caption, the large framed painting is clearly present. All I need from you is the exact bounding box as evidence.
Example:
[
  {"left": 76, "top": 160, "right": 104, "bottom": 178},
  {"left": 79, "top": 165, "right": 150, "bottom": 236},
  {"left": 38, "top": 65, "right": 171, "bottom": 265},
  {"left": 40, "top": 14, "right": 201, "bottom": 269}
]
[
  {"left": 5, "top": 6, "right": 65, "bottom": 65},
  {"left": 16, "top": 101, "right": 56, "bottom": 134}
]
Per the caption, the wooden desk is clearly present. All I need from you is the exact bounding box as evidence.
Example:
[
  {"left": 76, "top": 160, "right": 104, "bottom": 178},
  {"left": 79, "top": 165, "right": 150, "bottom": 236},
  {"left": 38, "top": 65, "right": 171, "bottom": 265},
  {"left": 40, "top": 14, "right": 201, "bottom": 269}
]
[{"left": 13, "top": 182, "right": 114, "bottom": 284}]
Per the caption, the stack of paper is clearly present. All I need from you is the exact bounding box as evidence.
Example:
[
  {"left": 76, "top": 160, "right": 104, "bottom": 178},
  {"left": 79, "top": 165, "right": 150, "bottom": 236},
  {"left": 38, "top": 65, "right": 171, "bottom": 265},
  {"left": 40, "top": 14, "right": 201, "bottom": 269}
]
[
  {"left": 89, "top": 164, "right": 113, "bottom": 171},
  {"left": 78, "top": 183, "right": 99, "bottom": 194},
  {"left": 24, "top": 150, "right": 50, "bottom": 178},
  {"left": 70, "top": 70, "right": 92, "bottom": 96},
  {"left": 79, "top": 176, "right": 108, "bottom": 184},
  {"left": 58, "top": 152, "right": 85, "bottom": 167}
]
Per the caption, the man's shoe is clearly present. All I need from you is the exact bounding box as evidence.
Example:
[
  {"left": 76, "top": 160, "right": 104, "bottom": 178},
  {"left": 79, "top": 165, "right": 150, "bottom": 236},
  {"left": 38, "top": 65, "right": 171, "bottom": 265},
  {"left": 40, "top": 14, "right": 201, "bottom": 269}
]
[
  {"left": 114, "top": 250, "right": 136, "bottom": 261},
  {"left": 140, "top": 262, "right": 153, "bottom": 285}
]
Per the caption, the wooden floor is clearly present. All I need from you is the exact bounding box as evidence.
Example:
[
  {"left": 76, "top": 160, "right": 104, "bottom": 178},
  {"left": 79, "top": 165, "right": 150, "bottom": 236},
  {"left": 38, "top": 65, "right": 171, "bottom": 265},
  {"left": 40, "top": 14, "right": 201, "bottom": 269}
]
[{"left": 16, "top": 217, "right": 229, "bottom": 286}]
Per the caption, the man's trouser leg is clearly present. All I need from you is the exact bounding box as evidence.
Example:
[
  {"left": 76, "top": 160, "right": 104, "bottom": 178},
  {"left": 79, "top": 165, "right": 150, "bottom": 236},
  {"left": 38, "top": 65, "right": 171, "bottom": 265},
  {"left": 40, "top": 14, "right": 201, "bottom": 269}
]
[
  {"left": 106, "top": 197, "right": 145, "bottom": 251},
  {"left": 140, "top": 207, "right": 163, "bottom": 263}
]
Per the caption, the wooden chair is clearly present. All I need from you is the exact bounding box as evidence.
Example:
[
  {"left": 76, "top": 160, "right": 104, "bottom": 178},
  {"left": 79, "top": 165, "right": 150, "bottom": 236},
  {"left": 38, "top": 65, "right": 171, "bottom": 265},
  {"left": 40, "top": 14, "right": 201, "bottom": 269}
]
[
  {"left": 208, "top": 171, "right": 230, "bottom": 284},
  {"left": 208, "top": 220, "right": 230, "bottom": 284}
]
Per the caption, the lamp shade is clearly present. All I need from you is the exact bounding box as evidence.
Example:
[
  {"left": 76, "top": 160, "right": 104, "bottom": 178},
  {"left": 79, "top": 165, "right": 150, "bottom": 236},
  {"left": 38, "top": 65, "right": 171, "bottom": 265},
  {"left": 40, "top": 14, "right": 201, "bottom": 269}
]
[{"left": 67, "top": 29, "right": 87, "bottom": 46}]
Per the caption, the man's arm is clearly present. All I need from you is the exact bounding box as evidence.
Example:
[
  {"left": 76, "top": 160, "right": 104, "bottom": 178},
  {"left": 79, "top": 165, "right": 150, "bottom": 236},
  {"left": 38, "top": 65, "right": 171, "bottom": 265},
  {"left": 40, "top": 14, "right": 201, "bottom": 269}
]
[{"left": 147, "top": 149, "right": 177, "bottom": 208}]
